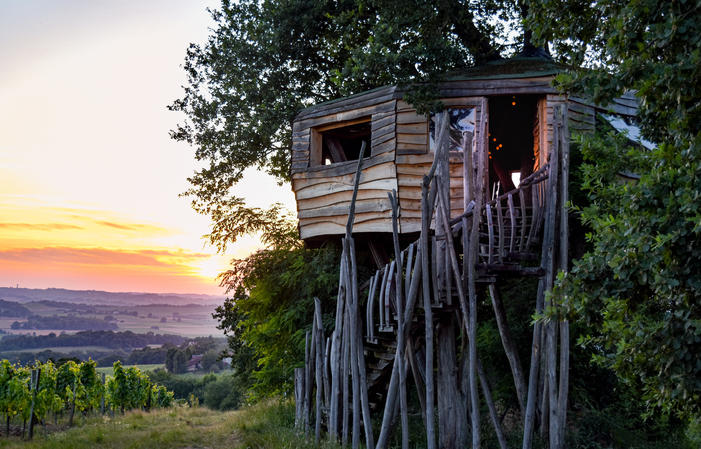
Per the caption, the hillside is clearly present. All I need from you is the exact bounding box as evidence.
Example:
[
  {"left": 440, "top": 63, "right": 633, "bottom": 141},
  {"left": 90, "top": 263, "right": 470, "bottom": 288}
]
[{"left": 0, "top": 287, "right": 225, "bottom": 307}]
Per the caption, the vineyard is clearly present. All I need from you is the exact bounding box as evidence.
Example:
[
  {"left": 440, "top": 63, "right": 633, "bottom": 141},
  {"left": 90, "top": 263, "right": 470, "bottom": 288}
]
[{"left": 0, "top": 359, "right": 173, "bottom": 439}]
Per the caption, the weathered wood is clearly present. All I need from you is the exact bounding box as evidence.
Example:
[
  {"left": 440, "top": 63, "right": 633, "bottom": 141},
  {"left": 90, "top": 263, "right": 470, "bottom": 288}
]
[
  {"left": 324, "top": 336, "right": 331, "bottom": 412},
  {"left": 547, "top": 104, "right": 563, "bottom": 449},
  {"left": 489, "top": 284, "right": 527, "bottom": 416},
  {"left": 388, "top": 190, "right": 409, "bottom": 449},
  {"left": 354, "top": 310, "right": 375, "bottom": 449},
  {"left": 100, "top": 373, "right": 106, "bottom": 415},
  {"left": 378, "top": 264, "right": 389, "bottom": 330},
  {"left": 508, "top": 194, "right": 516, "bottom": 253},
  {"left": 366, "top": 271, "right": 379, "bottom": 342},
  {"left": 341, "top": 242, "right": 361, "bottom": 449},
  {"left": 326, "top": 135, "right": 349, "bottom": 163},
  {"left": 330, "top": 256, "right": 347, "bottom": 437},
  {"left": 496, "top": 199, "right": 505, "bottom": 261},
  {"left": 69, "top": 374, "right": 78, "bottom": 425},
  {"left": 372, "top": 114, "right": 396, "bottom": 131},
  {"left": 436, "top": 317, "right": 467, "bottom": 448},
  {"left": 342, "top": 311, "right": 350, "bottom": 447},
  {"left": 407, "top": 337, "right": 427, "bottom": 424},
  {"left": 27, "top": 368, "right": 41, "bottom": 439},
  {"left": 557, "top": 103, "right": 571, "bottom": 447},
  {"left": 295, "top": 368, "right": 305, "bottom": 429},
  {"left": 304, "top": 330, "right": 313, "bottom": 436},
  {"left": 295, "top": 86, "right": 396, "bottom": 120},
  {"left": 314, "top": 298, "right": 324, "bottom": 444},
  {"left": 298, "top": 198, "right": 392, "bottom": 219},
  {"left": 372, "top": 125, "right": 395, "bottom": 145},
  {"left": 421, "top": 180, "right": 436, "bottom": 449}
]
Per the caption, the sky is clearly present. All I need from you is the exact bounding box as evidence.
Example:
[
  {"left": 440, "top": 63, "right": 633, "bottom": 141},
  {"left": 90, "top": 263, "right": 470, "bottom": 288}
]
[{"left": 0, "top": 0, "right": 296, "bottom": 295}]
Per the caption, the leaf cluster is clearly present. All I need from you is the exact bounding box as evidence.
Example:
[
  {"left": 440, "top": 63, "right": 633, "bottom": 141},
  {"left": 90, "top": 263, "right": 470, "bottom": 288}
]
[
  {"left": 213, "top": 245, "right": 344, "bottom": 398},
  {"left": 171, "top": 0, "right": 525, "bottom": 246}
]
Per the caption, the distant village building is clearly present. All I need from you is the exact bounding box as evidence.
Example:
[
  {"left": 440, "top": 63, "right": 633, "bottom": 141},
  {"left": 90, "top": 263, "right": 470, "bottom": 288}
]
[{"left": 187, "top": 354, "right": 203, "bottom": 372}]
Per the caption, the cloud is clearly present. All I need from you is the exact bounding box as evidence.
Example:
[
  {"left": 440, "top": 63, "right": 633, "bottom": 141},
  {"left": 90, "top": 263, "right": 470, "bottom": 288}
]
[
  {"left": 0, "top": 246, "right": 210, "bottom": 268},
  {"left": 0, "top": 222, "right": 84, "bottom": 231},
  {"left": 92, "top": 220, "right": 167, "bottom": 232}
]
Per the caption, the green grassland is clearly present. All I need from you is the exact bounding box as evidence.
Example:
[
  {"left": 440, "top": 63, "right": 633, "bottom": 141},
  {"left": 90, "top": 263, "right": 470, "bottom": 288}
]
[{"left": 0, "top": 401, "right": 340, "bottom": 449}]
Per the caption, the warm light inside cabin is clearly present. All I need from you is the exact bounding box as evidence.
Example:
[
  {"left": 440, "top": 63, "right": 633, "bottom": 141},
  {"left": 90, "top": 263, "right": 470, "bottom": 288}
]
[{"left": 511, "top": 171, "right": 521, "bottom": 187}]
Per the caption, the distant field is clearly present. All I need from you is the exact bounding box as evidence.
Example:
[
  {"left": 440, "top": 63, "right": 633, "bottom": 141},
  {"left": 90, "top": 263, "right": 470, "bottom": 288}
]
[
  {"left": 96, "top": 364, "right": 164, "bottom": 376},
  {"left": 0, "top": 302, "right": 224, "bottom": 338}
]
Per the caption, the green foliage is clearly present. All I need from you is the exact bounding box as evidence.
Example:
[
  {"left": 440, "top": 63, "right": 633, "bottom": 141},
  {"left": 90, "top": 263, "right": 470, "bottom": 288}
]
[
  {"left": 214, "top": 245, "right": 346, "bottom": 397},
  {"left": 202, "top": 375, "right": 244, "bottom": 411},
  {"left": 165, "top": 348, "right": 189, "bottom": 375},
  {"left": 170, "top": 0, "right": 524, "bottom": 247},
  {"left": 106, "top": 361, "right": 152, "bottom": 412},
  {"left": 528, "top": 0, "right": 701, "bottom": 146},
  {"left": 528, "top": 0, "right": 701, "bottom": 419}
]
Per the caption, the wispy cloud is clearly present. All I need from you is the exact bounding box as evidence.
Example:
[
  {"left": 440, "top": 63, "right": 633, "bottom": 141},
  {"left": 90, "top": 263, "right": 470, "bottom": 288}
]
[
  {"left": 92, "top": 220, "right": 167, "bottom": 233},
  {"left": 0, "top": 223, "right": 83, "bottom": 231},
  {"left": 0, "top": 246, "right": 210, "bottom": 268}
]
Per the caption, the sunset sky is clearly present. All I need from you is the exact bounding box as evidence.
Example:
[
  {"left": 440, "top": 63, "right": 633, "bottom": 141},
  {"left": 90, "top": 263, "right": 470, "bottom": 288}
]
[{"left": 0, "top": 0, "right": 296, "bottom": 295}]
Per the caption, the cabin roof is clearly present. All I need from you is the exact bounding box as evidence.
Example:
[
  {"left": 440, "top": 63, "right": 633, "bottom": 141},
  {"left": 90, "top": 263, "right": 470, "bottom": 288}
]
[
  {"left": 445, "top": 56, "right": 570, "bottom": 81},
  {"left": 294, "top": 56, "right": 569, "bottom": 121}
]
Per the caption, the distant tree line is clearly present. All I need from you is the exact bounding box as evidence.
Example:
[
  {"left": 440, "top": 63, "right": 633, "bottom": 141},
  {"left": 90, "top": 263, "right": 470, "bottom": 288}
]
[
  {"left": 0, "top": 299, "right": 31, "bottom": 317},
  {"left": 11, "top": 315, "right": 119, "bottom": 331},
  {"left": 0, "top": 330, "right": 186, "bottom": 351}
]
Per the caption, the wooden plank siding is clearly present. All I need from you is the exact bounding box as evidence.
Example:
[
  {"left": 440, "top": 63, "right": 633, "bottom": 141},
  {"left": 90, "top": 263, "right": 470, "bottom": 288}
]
[{"left": 290, "top": 74, "right": 637, "bottom": 240}]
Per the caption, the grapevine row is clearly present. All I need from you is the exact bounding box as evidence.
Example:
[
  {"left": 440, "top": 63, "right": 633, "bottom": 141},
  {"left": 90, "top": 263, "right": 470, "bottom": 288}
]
[{"left": 0, "top": 359, "right": 174, "bottom": 439}]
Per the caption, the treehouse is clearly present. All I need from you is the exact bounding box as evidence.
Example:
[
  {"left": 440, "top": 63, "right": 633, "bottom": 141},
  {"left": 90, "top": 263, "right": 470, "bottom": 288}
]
[
  {"left": 290, "top": 55, "right": 638, "bottom": 265},
  {"left": 291, "top": 54, "right": 641, "bottom": 449}
]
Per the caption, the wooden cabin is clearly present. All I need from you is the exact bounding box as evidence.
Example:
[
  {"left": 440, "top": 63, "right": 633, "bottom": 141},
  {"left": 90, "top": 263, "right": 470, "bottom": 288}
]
[
  {"left": 290, "top": 55, "right": 638, "bottom": 261},
  {"left": 292, "top": 55, "right": 643, "bottom": 448}
]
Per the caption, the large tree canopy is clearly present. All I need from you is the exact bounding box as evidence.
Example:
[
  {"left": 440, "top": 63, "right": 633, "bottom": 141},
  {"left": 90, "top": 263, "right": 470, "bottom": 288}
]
[
  {"left": 529, "top": 0, "right": 701, "bottom": 417},
  {"left": 170, "top": 0, "right": 522, "bottom": 248}
]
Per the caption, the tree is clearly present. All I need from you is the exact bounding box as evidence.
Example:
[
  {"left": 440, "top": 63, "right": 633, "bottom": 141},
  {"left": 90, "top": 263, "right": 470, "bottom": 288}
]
[
  {"left": 170, "top": 0, "right": 526, "bottom": 248},
  {"left": 10, "top": 321, "right": 20, "bottom": 330},
  {"left": 213, "top": 244, "right": 354, "bottom": 397},
  {"left": 529, "top": 0, "right": 701, "bottom": 418}
]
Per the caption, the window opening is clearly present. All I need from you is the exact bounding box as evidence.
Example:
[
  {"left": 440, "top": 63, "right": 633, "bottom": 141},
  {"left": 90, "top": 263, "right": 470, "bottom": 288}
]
[
  {"left": 487, "top": 95, "right": 539, "bottom": 197},
  {"left": 315, "top": 120, "right": 372, "bottom": 166},
  {"left": 429, "top": 108, "right": 476, "bottom": 152}
]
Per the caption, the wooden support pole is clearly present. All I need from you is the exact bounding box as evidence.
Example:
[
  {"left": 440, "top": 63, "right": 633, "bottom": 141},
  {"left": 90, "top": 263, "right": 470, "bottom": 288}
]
[
  {"left": 343, "top": 241, "right": 361, "bottom": 449},
  {"left": 389, "top": 190, "right": 409, "bottom": 449},
  {"left": 330, "top": 256, "right": 346, "bottom": 438},
  {"left": 314, "top": 298, "right": 324, "bottom": 445},
  {"left": 523, "top": 165, "right": 557, "bottom": 449},
  {"left": 69, "top": 375, "right": 78, "bottom": 426},
  {"left": 295, "top": 367, "right": 305, "bottom": 429},
  {"left": 27, "top": 368, "right": 41, "bottom": 440},
  {"left": 556, "top": 103, "right": 571, "bottom": 448},
  {"left": 342, "top": 310, "right": 350, "bottom": 447},
  {"left": 347, "top": 239, "right": 374, "bottom": 449},
  {"left": 101, "top": 373, "right": 106, "bottom": 415},
  {"left": 547, "top": 104, "right": 562, "bottom": 449},
  {"left": 304, "top": 330, "right": 312, "bottom": 436},
  {"left": 489, "top": 283, "right": 527, "bottom": 416}
]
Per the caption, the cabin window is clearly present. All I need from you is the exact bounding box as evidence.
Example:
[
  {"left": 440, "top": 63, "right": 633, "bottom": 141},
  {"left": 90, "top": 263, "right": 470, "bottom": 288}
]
[
  {"left": 310, "top": 118, "right": 372, "bottom": 166},
  {"left": 429, "top": 108, "right": 476, "bottom": 152}
]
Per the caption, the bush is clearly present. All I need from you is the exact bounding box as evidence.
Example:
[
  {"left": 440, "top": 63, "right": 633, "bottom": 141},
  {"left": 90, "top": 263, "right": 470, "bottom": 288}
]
[{"left": 203, "top": 374, "right": 244, "bottom": 411}]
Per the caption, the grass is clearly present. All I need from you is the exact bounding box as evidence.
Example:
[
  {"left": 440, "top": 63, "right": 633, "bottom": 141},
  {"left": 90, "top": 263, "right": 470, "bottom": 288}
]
[{"left": 0, "top": 401, "right": 341, "bottom": 449}]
